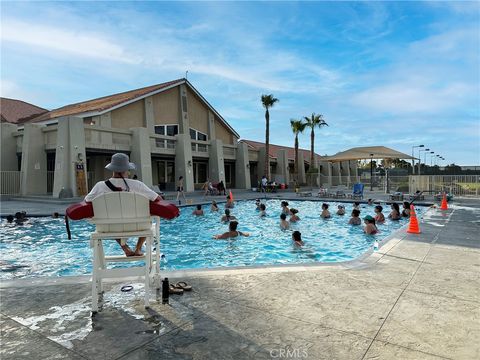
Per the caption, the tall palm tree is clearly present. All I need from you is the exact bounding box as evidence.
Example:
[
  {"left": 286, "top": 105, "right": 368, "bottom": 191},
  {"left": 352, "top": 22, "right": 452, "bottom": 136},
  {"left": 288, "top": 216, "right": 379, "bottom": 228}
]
[
  {"left": 290, "top": 119, "right": 307, "bottom": 181},
  {"left": 304, "top": 113, "right": 328, "bottom": 168},
  {"left": 261, "top": 94, "right": 279, "bottom": 179}
]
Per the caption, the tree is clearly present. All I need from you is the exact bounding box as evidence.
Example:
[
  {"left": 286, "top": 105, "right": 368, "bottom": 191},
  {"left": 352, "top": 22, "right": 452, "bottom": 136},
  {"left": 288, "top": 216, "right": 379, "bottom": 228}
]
[
  {"left": 304, "top": 113, "right": 328, "bottom": 167},
  {"left": 290, "top": 119, "right": 307, "bottom": 181},
  {"left": 261, "top": 94, "right": 279, "bottom": 179}
]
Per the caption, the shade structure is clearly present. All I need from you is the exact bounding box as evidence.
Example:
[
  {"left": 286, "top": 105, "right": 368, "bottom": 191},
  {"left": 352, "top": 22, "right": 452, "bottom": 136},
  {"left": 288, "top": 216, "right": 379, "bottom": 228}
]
[{"left": 322, "top": 146, "right": 417, "bottom": 162}]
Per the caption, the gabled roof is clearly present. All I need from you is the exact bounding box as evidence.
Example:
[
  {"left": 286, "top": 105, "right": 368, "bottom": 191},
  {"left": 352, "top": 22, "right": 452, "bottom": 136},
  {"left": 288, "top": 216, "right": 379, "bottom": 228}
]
[
  {"left": 240, "top": 139, "right": 321, "bottom": 164},
  {"left": 322, "top": 146, "right": 416, "bottom": 162},
  {"left": 0, "top": 98, "right": 47, "bottom": 124},
  {"left": 27, "top": 79, "right": 184, "bottom": 123},
  {"left": 25, "top": 79, "right": 240, "bottom": 137}
]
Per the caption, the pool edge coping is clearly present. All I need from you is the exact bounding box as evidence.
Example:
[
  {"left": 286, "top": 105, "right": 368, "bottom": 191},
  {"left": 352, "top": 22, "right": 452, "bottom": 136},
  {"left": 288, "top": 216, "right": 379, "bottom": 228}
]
[{"left": 0, "top": 202, "right": 433, "bottom": 289}]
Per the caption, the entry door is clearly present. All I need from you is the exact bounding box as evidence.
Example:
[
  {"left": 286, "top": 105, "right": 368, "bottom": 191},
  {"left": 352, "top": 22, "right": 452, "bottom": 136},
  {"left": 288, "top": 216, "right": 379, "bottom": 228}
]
[{"left": 157, "top": 160, "right": 175, "bottom": 190}]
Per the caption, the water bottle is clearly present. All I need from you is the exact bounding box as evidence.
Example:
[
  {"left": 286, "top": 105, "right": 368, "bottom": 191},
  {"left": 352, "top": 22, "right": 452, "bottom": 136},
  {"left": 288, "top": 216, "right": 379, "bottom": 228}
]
[
  {"left": 373, "top": 240, "right": 379, "bottom": 251},
  {"left": 162, "top": 277, "right": 169, "bottom": 304}
]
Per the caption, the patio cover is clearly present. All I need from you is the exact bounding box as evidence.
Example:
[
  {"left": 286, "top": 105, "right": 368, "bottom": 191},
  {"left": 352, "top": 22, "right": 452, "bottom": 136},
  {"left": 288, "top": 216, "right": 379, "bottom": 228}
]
[{"left": 323, "top": 146, "right": 416, "bottom": 162}]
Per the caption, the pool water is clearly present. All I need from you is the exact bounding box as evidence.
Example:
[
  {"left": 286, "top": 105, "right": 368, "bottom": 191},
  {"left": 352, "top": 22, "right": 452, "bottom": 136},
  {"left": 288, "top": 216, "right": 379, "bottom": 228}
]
[{"left": 0, "top": 200, "right": 425, "bottom": 279}]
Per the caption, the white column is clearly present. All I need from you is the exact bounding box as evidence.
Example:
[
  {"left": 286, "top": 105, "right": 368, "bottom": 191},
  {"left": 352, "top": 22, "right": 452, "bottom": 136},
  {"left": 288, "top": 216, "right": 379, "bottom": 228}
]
[
  {"left": 174, "top": 133, "right": 194, "bottom": 192},
  {"left": 209, "top": 139, "right": 225, "bottom": 183},
  {"left": 20, "top": 124, "right": 47, "bottom": 195},
  {"left": 130, "top": 127, "right": 153, "bottom": 186},
  {"left": 235, "top": 141, "right": 251, "bottom": 189}
]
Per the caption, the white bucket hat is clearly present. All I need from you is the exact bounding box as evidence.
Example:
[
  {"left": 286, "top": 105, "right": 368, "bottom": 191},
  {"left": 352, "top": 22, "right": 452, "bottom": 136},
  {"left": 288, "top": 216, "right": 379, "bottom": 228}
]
[{"left": 105, "top": 153, "right": 136, "bottom": 172}]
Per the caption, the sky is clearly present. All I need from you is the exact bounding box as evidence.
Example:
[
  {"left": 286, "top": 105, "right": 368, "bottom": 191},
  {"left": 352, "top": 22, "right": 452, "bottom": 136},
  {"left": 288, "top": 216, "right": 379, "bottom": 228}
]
[{"left": 1, "top": 1, "right": 479, "bottom": 165}]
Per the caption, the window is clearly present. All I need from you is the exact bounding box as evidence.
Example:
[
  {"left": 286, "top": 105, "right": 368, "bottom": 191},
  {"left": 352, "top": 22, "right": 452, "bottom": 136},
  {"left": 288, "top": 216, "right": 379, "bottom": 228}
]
[
  {"left": 189, "top": 127, "right": 208, "bottom": 141},
  {"left": 154, "top": 124, "right": 178, "bottom": 136}
]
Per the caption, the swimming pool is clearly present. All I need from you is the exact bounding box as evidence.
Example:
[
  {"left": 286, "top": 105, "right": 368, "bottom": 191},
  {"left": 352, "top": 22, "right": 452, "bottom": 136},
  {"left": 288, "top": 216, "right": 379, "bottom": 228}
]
[{"left": 0, "top": 199, "right": 425, "bottom": 279}]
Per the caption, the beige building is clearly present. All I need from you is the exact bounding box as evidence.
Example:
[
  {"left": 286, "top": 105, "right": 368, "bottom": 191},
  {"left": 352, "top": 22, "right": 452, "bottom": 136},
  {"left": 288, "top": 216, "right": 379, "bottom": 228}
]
[{"left": 0, "top": 79, "right": 356, "bottom": 197}]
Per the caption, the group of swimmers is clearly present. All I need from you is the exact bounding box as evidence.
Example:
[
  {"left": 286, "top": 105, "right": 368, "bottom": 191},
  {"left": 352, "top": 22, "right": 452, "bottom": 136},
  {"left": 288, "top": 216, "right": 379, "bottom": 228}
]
[
  {"left": 190, "top": 197, "right": 413, "bottom": 246},
  {"left": 318, "top": 200, "right": 412, "bottom": 234}
]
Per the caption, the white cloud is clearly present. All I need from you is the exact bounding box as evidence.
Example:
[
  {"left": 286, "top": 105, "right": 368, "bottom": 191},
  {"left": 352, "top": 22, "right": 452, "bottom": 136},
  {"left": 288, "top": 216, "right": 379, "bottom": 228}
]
[{"left": 1, "top": 19, "right": 140, "bottom": 64}]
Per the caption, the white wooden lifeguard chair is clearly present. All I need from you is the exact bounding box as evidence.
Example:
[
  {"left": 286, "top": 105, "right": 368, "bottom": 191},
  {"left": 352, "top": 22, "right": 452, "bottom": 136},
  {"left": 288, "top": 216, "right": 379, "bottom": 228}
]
[{"left": 89, "top": 192, "right": 160, "bottom": 312}]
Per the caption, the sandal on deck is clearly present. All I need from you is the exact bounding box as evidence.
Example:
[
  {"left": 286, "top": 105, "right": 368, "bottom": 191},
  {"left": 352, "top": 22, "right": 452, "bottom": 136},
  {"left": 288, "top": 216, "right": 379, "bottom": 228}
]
[
  {"left": 169, "top": 284, "right": 184, "bottom": 295},
  {"left": 175, "top": 281, "right": 192, "bottom": 291}
]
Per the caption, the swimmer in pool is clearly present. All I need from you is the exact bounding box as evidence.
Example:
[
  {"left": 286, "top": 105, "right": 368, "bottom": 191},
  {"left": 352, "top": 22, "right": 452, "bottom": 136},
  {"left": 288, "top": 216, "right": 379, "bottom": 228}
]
[
  {"left": 320, "top": 203, "right": 331, "bottom": 218},
  {"left": 292, "top": 230, "right": 304, "bottom": 247},
  {"left": 214, "top": 220, "right": 250, "bottom": 239},
  {"left": 225, "top": 195, "right": 234, "bottom": 209},
  {"left": 192, "top": 204, "right": 204, "bottom": 216},
  {"left": 255, "top": 199, "right": 261, "bottom": 210},
  {"left": 211, "top": 200, "right": 219, "bottom": 212},
  {"left": 280, "top": 213, "right": 290, "bottom": 230},
  {"left": 353, "top": 202, "right": 361, "bottom": 210},
  {"left": 336, "top": 205, "right": 346, "bottom": 215},
  {"left": 401, "top": 201, "right": 411, "bottom": 217},
  {"left": 289, "top": 208, "right": 300, "bottom": 222},
  {"left": 374, "top": 205, "right": 385, "bottom": 224},
  {"left": 259, "top": 203, "right": 267, "bottom": 217},
  {"left": 349, "top": 209, "right": 361, "bottom": 225},
  {"left": 389, "top": 203, "right": 401, "bottom": 220},
  {"left": 363, "top": 215, "right": 378, "bottom": 235},
  {"left": 281, "top": 201, "right": 290, "bottom": 215},
  {"left": 221, "top": 209, "right": 236, "bottom": 222}
]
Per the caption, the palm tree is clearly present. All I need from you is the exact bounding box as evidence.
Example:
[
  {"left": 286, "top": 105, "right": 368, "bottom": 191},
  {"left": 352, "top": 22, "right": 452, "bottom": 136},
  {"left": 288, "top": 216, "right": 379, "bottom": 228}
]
[
  {"left": 304, "top": 113, "right": 328, "bottom": 168},
  {"left": 290, "top": 119, "right": 307, "bottom": 181},
  {"left": 261, "top": 94, "right": 279, "bottom": 179}
]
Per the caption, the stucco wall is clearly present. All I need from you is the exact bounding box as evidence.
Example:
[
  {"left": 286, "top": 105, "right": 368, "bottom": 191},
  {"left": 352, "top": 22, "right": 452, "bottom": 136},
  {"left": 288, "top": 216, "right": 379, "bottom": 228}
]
[
  {"left": 187, "top": 88, "right": 208, "bottom": 135},
  {"left": 215, "top": 116, "right": 233, "bottom": 144},
  {"left": 152, "top": 87, "right": 179, "bottom": 125},
  {"left": 111, "top": 100, "right": 145, "bottom": 129}
]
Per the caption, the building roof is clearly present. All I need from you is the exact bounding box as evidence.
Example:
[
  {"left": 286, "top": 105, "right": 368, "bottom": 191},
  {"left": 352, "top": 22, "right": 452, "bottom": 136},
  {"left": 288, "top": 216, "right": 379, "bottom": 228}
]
[
  {"left": 24, "top": 78, "right": 240, "bottom": 137},
  {"left": 26, "top": 79, "right": 184, "bottom": 123},
  {"left": 322, "top": 146, "right": 417, "bottom": 162},
  {"left": 240, "top": 139, "right": 321, "bottom": 164},
  {"left": 0, "top": 98, "right": 47, "bottom": 124}
]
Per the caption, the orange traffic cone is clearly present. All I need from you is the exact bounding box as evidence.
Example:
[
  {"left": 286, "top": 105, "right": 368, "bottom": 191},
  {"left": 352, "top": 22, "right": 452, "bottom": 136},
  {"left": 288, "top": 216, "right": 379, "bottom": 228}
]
[
  {"left": 440, "top": 192, "right": 448, "bottom": 210},
  {"left": 407, "top": 204, "right": 421, "bottom": 234}
]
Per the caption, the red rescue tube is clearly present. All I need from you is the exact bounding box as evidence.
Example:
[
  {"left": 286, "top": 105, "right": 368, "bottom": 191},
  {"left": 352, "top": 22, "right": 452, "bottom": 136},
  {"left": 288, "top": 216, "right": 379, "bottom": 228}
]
[
  {"left": 150, "top": 200, "right": 180, "bottom": 220},
  {"left": 66, "top": 201, "right": 94, "bottom": 220},
  {"left": 66, "top": 200, "right": 179, "bottom": 220}
]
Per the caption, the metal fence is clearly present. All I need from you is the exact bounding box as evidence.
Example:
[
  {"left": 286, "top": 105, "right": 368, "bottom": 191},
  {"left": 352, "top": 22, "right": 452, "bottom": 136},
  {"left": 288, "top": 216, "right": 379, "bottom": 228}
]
[
  {"left": 410, "top": 175, "right": 480, "bottom": 197},
  {"left": 0, "top": 171, "right": 21, "bottom": 195}
]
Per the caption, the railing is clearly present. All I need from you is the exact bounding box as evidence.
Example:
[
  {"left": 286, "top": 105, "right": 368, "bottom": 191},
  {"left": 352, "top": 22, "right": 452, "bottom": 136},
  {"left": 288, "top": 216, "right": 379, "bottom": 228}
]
[
  {"left": 248, "top": 150, "right": 258, "bottom": 161},
  {"left": 410, "top": 175, "right": 480, "bottom": 197},
  {"left": 0, "top": 171, "right": 21, "bottom": 195},
  {"left": 150, "top": 134, "right": 176, "bottom": 153},
  {"left": 84, "top": 125, "right": 132, "bottom": 150},
  {"left": 223, "top": 144, "right": 236, "bottom": 158},
  {"left": 42, "top": 126, "right": 58, "bottom": 150},
  {"left": 191, "top": 140, "right": 209, "bottom": 154}
]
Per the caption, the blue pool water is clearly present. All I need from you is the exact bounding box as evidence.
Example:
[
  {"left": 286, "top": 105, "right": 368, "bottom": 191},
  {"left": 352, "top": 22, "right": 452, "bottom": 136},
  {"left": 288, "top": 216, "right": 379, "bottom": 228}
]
[{"left": 0, "top": 199, "right": 425, "bottom": 279}]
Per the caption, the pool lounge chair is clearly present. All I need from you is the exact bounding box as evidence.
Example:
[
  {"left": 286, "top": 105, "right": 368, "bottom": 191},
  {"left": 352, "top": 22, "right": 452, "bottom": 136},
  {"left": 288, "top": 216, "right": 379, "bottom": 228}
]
[
  {"left": 389, "top": 192, "right": 404, "bottom": 201},
  {"left": 90, "top": 192, "right": 160, "bottom": 312},
  {"left": 350, "top": 183, "right": 364, "bottom": 199}
]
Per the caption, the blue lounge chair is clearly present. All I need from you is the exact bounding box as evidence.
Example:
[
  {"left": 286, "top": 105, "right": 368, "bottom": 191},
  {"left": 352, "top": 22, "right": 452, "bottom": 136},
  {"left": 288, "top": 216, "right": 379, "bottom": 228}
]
[{"left": 351, "top": 183, "right": 364, "bottom": 199}]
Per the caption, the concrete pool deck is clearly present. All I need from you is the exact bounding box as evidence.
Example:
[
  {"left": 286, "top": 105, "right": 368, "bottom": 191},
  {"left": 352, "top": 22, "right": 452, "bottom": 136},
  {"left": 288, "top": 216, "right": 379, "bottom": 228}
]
[{"left": 1, "top": 198, "right": 479, "bottom": 359}]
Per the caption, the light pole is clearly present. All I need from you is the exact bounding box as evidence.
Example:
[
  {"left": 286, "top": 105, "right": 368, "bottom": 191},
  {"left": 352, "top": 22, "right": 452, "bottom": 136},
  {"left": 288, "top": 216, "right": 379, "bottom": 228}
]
[
  {"left": 418, "top": 148, "right": 429, "bottom": 175},
  {"left": 429, "top": 151, "right": 435, "bottom": 166},
  {"left": 412, "top": 145, "right": 424, "bottom": 174}
]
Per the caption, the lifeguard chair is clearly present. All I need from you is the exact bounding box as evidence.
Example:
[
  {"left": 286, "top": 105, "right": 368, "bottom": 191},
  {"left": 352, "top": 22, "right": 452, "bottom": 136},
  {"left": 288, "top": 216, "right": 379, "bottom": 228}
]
[{"left": 89, "top": 192, "right": 161, "bottom": 312}]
